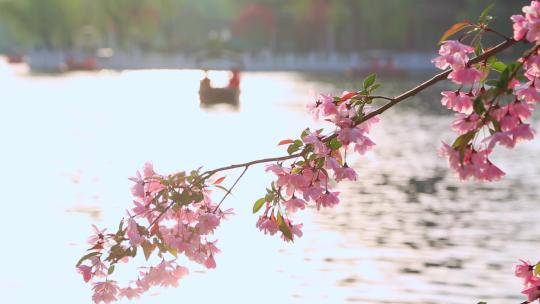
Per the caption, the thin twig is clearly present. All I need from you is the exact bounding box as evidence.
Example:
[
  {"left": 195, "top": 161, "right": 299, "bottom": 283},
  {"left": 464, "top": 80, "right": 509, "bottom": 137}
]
[
  {"left": 202, "top": 152, "right": 302, "bottom": 179},
  {"left": 213, "top": 166, "right": 249, "bottom": 212},
  {"left": 484, "top": 27, "right": 512, "bottom": 41}
]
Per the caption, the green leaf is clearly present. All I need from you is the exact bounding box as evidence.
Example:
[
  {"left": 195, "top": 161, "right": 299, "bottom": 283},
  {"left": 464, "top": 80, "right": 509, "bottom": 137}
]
[
  {"left": 287, "top": 143, "right": 300, "bottom": 155},
  {"left": 107, "top": 265, "right": 115, "bottom": 275},
  {"left": 368, "top": 83, "right": 381, "bottom": 93},
  {"left": 491, "top": 119, "right": 501, "bottom": 132},
  {"left": 496, "top": 67, "right": 510, "bottom": 90},
  {"left": 168, "top": 246, "right": 178, "bottom": 258},
  {"left": 478, "top": 3, "right": 495, "bottom": 24},
  {"left": 213, "top": 184, "right": 229, "bottom": 193},
  {"left": 363, "top": 73, "right": 377, "bottom": 90},
  {"left": 76, "top": 251, "right": 100, "bottom": 267},
  {"left": 287, "top": 140, "right": 303, "bottom": 155},
  {"left": 328, "top": 138, "right": 342, "bottom": 150},
  {"left": 192, "top": 191, "right": 204, "bottom": 203},
  {"left": 490, "top": 61, "right": 507, "bottom": 73},
  {"left": 534, "top": 262, "right": 540, "bottom": 276},
  {"left": 473, "top": 97, "right": 485, "bottom": 115},
  {"left": 142, "top": 242, "right": 154, "bottom": 261},
  {"left": 276, "top": 212, "right": 293, "bottom": 241},
  {"left": 474, "top": 42, "right": 483, "bottom": 56},
  {"left": 439, "top": 21, "right": 470, "bottom": 43},
  {"left": 451, "top": 131, "right": 475, "bottom": 150},
  {"left": 252, "top": 198, "right": 266, "bottom": 213}
]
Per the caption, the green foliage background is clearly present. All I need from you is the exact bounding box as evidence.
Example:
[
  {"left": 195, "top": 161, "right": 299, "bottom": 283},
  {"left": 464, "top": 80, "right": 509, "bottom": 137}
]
[{"left": 0, "top": 0, "right": 530, "bottom": 52}]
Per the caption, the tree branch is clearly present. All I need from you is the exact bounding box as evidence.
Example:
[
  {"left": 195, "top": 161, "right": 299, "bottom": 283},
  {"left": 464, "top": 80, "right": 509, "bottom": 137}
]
[
  {"left": 361, "top": 38, "right": 517, "bottom": 122},
  {"left": 196, "top": 39, "right": 517, "bottom": 183},
  {"left": 202, "top": 152, "right": 303, "bottom": 178},
  {"left": 212, "top": 166, "right": 249, "bottom": 212}
]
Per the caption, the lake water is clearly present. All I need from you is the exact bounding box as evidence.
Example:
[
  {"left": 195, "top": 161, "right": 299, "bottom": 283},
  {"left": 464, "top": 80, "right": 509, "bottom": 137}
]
[{"left": 1, "top": 59, "right": 539, "bottom": 304}]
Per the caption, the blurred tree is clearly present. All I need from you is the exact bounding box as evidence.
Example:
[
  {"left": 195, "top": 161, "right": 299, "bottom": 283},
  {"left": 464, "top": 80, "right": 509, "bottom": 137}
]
[{"left": 0, "top": 0, "right": 532, "bottom": 53}]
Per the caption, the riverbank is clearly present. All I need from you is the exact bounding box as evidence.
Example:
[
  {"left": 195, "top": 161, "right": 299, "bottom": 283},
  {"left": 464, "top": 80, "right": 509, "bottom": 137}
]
[{"left": 3, "top": 50, "right": 437, "bottom": 74}]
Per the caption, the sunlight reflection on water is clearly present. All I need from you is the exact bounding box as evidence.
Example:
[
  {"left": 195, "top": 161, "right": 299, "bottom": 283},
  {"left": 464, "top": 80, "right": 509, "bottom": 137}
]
[{"left": 0, "top": 59, "right": 539, "bottom": 304}]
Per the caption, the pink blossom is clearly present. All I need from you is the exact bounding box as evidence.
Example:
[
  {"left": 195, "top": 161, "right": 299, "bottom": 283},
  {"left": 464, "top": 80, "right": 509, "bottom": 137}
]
[
  {"left": 256, "top": 216, "right": 279, "bottom": 235},
  {"left": 338, "top": 127, "right": 369, "bottom": 146},
  {"left": 303, "top": 131, "right": 329, "bottom": 156},
  {"left": 147, "top": 179, "right": 165, "bottom": 195},
  {"left": 325, "top": 157, "right": 342, "bottom": 171},
  {"left": 515, "top": 259, "right": 534, "bottom": 283},
  {"left": 283, "top": 198, "right": 307, "bottom": 213},
  {"left": 126, "top": 219, "right": 144, "bottom": 246},
  {"left": 334, "top": 165, "right": 358, "bottom": 182},
  {"left": 307, "top": 94, "right": 336, "bottom": 119},
  {"left": 478, "top": 161, "right": 505, "bottom": 182},
  {"left": 128, "top": 171, "right": 145, "bottom": 199},
  {"left": 302, "top": 186, "right": 324, "bottom": 202},
  {"left": 315, "top": 191, "right": 340, "bottom": 210},
  {"left": 440, "top": 142, "right": 505, "bottom": 182},
  {"left": 510, "top": 100, "right": 534, "bottom": 120},
  {"left": 281, "top": 223, "right": 303, "bottom": 242},
  {"left": 486, "top": 132, "right": 515, "bottom": 150},
  {"left": 525, "top": 55, "right": 540, "bottom": 80},
  {"left": 448, "top": 67, "right": 484, "bottom": 85},
  {"left": 92, "top": 281, "right": 119, "bottom": 304},
  {"left": 118, "top": 287, "right": 142, "bottom": 300},
  {"left": 143, "top": 162, "right": 156, "bottom": 178},
  {"left": 490, "top": 105, "right": 508, "bottom": 121},
  {"left": 87, "top": 225, "right": 106, "bottom": 247},
  {"left": 432, "top": 40, "right": 473, "bottom": 70},
  {"left": 265, "top": 164, "right": 289, "bottom": 176},
  {"left": 439, "top": 142, "right": 473, "bottom": 180},
  {"left": 511, "top": 124, "right": 535, "bottom": 144},
  {"left": 141, "top": 260, "right": 185, "bottom": 288},
  {"left": 77, "top": 265, "right": 93, "bottom": 283},
  {"left": 500, "top": 113, "right": 520, "bottom": 132},
  {"left": 357, "top": 115, "right": 380, "bottom": 133},
  {"left": 197, "top": 213, "right": 220, "bottom": 234},
  {"left": 522, "top": 277, "right": 540, "bottom": 302},
  {"left": 132, "top": 200, "right": 149, "bottom": 217},
  {"left": 440, "top": 91, "right": 473, "bottom": 114},
  {"left": 160, "top": 266, "right": 189, "bottom": 287},
  {"left": 90, "top": 256, "right": 108, "bottom": 277},
  {"left": 204, "top": 255, "right": 216, "bottom": 269},
  {"left": 353, "top": 137, "right": 375, "bottom": 155},
  {"left": 451, "top": 113, "right": 479, "bottom": 134},
  {"left": 516, "top": 83, "right": 540, "bottom": 103},
  {"left": 523, "top": 1, "right": 540, "bottom": 43},
  {"left": 512, "top": 14, "right": 528, "bottom": 41}
]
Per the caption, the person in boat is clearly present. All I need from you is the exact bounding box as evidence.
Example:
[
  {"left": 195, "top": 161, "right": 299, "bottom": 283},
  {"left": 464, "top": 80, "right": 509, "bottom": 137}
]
[
  {"left": 227, "top": 69, "right": 241, "bottom": 89},
  {"left": 200, "top": 70, "right": 211, "bottom": 90}
]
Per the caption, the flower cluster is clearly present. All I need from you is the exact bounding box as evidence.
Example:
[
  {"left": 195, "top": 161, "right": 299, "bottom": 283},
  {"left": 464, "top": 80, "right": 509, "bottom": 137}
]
[
  {"left": 515, "top": 260, "right": 540, "bottom": 302},
  {"left": 434, "top": 38, "right": 537, "bottom": 181},
  {"left": 512, "top": 1, "right": 540, "bottom": 43},
  {"left": 433, "top": 40, "right": 484, "bottom": 85},
  {"left": 76, "top": 163, "right": 232, "bottom": 303},
  {"left": 253, "top": 84, "right": 379, "bottom": 242}
]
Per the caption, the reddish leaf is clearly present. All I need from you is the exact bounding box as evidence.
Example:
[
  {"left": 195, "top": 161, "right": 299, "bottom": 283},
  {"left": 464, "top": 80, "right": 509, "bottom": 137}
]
[
  {"left": 214, "top": 176, "right": 226, "bottom": 185},
  {"left": 278, "top": 139, "right": 294, "bottom": 146},
  {"left": 439, "top": 21, "right": 471, "bottom": 43},
  {"left": 339, "top": 91, "right": 357, "bottom": 103}
]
